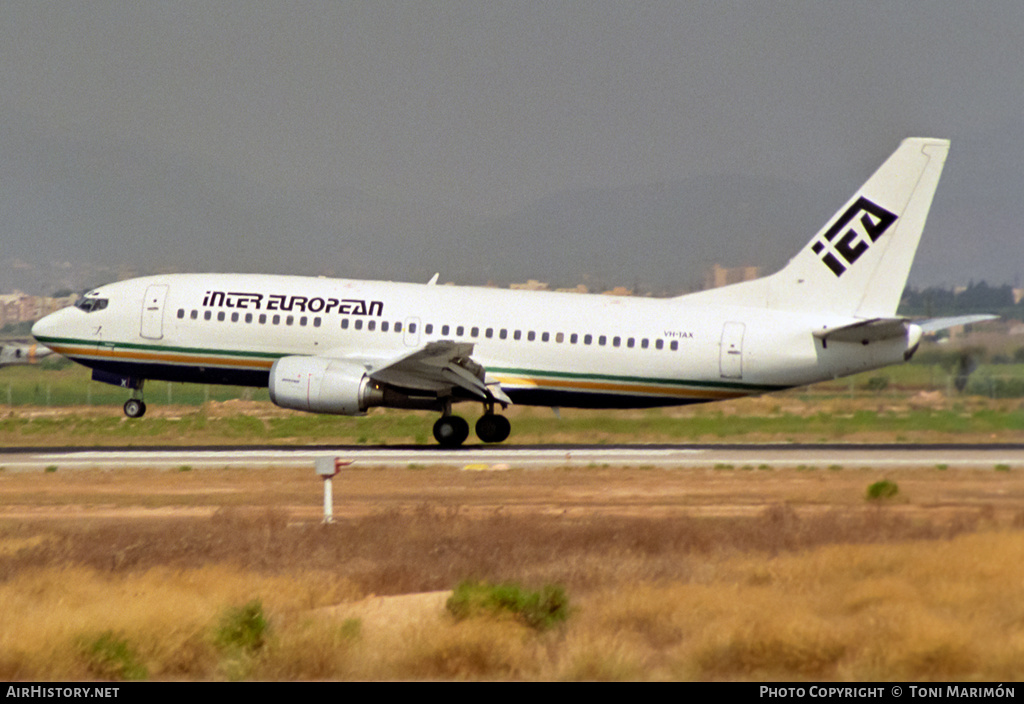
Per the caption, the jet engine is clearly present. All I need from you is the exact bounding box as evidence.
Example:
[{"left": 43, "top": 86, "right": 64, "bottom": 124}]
[{"left": 269, "top": 356, "right": 384, "bottom": 415}]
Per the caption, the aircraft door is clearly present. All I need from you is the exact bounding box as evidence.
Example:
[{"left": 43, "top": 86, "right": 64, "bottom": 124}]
[
  {"left": 719, "top": 322, "right": 745, "bottom": 379},
  {"left": 404, "top": 317, "right": 421, "bottom": 347},
  {"left": 140, "top": 285, "right": 169, "bottom": 340}
]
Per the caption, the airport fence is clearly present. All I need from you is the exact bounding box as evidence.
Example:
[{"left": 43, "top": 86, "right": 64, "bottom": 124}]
[
  {"left": 3, "top": 363, "right": 1024, "bottom": 408},
  {"left": 0, "top": 369, "right": 270, "bottom": 408}
]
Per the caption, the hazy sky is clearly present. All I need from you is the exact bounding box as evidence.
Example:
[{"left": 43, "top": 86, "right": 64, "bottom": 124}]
[{"left": 3, "top": 2, "right": 1024, "bottom": 291}]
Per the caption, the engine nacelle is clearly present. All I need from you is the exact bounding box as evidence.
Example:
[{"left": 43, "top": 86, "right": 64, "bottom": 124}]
[{"left": 268, "top": 356, "right": 383, "bottom": 415}]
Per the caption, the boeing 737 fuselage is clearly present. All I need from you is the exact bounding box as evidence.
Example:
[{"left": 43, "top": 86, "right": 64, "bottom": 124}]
[{"left": 32, "top": 138, "right": 981, "bottom": 445}]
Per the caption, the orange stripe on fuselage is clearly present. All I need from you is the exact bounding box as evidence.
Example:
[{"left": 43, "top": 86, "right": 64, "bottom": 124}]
[
  {"left": 492, "top": 374, "right": 746, "bottom": 401},
  {"left": 46, "top": 344, "right": 274, "bottom": 370}
]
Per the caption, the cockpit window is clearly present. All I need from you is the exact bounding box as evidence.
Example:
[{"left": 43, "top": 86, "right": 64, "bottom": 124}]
[{"left": 74, "top": 297, "right": 108, "bottom": 313}]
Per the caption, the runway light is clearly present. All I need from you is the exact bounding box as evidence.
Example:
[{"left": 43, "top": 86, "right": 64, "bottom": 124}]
[{"left": 316, "top": 457, "right": 353, "bottom": 524}]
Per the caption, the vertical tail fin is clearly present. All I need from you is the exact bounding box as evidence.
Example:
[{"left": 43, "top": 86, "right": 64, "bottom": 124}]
[
  {"left": 769, "top": 138, "right": 950, "bottom": 316},
  {"left": 685, "top": 138, "right": 950, "bottom": 317}
]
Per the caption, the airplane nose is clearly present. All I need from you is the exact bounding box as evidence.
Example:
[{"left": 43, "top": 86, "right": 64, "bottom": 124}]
[
  {"left": 31, "top": 309, "right": 68, "bottom": 342},
  {"left": 31, "top": 315, "right": 51, "bottom": 341}
]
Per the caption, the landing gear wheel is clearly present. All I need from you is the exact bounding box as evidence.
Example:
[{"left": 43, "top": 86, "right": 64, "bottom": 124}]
[
  {"left": 123, "top": 399, "right": 146, "bottom": 419},
  {"left": 433, "top": 415, "right": 470, "bottom": 447},
  {"left": 475, "top": 414, "right": 511, "bottom": 443}
]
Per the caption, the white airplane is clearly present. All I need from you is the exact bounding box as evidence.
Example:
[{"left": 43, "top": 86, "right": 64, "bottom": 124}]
[
  {"left": 0, "top": 342, "right": 52, "bottom": 367},
  {"left": 31, "top": 138, "right": 988, "bottom": 446}
]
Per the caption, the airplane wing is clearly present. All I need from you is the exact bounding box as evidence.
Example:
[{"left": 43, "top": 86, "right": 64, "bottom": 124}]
[{"left": 361, "top": 340, "right": 512, "bottom": 405}]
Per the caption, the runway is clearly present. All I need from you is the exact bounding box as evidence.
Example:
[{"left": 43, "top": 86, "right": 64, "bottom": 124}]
[{"left": 2, "top": 443, "right": 1024, "bottom": 472}]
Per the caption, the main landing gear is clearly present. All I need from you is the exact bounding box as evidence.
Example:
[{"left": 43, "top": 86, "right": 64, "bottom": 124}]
[
  {"left": 433, "top": 415, "right": 469, "bottom": 446},
  {"left": 432, "top": 401, "right": 510, "bottom": 447},
  {"left": 474, "top": 413, "right": 511, "bottom": 444}
]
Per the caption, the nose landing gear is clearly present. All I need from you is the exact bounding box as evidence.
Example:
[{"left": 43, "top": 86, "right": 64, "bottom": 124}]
[
  {"left": 123, "top": 382, "right": 146, "bottom": 418},
  {"left": 123, "top": 398, "right": 147, "bottom": 418}
]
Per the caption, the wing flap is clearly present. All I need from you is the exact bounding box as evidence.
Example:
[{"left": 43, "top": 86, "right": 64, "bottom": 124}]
[{"left": 366, "top": 340, "right": 512, "bottom": 405}]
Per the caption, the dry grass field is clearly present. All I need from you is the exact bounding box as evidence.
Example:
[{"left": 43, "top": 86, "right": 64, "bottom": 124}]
[{"left": 2, "top": 456, "right": 1024, "bottom": 680}]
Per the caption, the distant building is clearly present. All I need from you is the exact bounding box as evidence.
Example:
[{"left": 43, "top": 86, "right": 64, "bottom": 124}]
[
  {"left": 0, "top": 292, "right": 76, "bottom": 328},
  {"left": 509, "top": 280, "right": 550, "bottom": 291},
  {"left": 703, "top": 264, "right": 760, "bottom": 290}
]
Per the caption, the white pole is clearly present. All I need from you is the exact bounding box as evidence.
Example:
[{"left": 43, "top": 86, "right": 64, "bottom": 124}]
[
  {"left": 316, "top": 457, "right": 353, "bottom": 525},
  {"left": 323, "top": 476, "right": 334, "bottom": 524}
]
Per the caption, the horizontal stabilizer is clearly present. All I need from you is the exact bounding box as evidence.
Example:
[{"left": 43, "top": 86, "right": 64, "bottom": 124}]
[
  {"left": 813, "top": 318, "right": 911, "bottom": 344},
  {"left": 813, "top": 313, "right": 997, "bottom": 345},
  {"left": 916, "top": 314, "right": 998, "bottom": 333}
]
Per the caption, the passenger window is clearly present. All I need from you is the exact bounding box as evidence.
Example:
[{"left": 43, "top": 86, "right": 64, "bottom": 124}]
[
  {"left": 423, "top": 323, "right": 431, "bottom": 334},
  {"left": 641, "top": 339, "right": 649, "bottom": 349},
  {"left": 442, "top": 325, "right": 450, "bottom": 335},
  {"left": 341, "top": 319, "right": 349, "bottom": 329},
  {"left": 486, "top": 328, "right": 493, "bottom": 339},
  {"left": 599, "top": 335, "right": 607, "bottom": 346},
  {"left": 286, "top": 316, "right": 294, "bottom": 326},
  {"left": 500, "top": 329, "right": 508, "bottom": 340},
  {"left": 514, "top": 330, "right": 522, "bottom": 341},
  {"left": 627, "top": 338, "right": 635, "bottom": 348},
  {"left": 655, "top": 339, "right": 664, "bottom": 350},
  {"left": 367, "top": 320, "right": 376, "bottom": 331},
  {"left": 273, "top": 314, "right": 281, "bottom": 325},
  {"left": 381, "top": 321, "right": 389, "bottom": 332},
  {"left": 231, "top": 312, "right": 239, "bottom": 322},
  {"left": 258, "top": 314, "right": 266, "bottom": 324},
  {"left": 190, "top": 310, "right": 198, "bottom": 320},
  {"left": 456, "top": 326, "right": 464, "bottom": 336},
  {"left": 177, "top": 309, "right": 185, "bottom": 319},
  {"left": 395, "top": 321, "right": 403, "bottom": 333},
  {"left": 612, "top": 336, "right": 620, "bottom": 347},
  {"left": 355, "top": 319, "right": 363, "bottom": 330},
  {"left": 245, "top": 313, "right": 253, "bottom": 323},
  {"left": 300, "top": 316, "right": 307, "bottom": 326},
  {"left": 570, "top": 333, "right": 578, "bottom": 344},
  {"left": 313, "top": 317, "right": 321, "bottom": 327},
  {"left": 584, "top": 334, "right": 592, "bottom": 345},
  {"left": 556, "top": 332, "right": 564, "bottom": 343},
  {"left": 217, "top": 312, "right": 225, "bottom": 322},
  {"left": 670, "top": 340, "right": 679, "bottom": 351},
  {"left": 542, "top": 332, "right": 550, "bottom": 342},
  {"left": 204, "top": 311, "right": 212, "bottom": 321}
]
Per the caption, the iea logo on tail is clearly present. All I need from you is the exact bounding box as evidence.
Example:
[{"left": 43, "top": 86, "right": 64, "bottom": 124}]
[{"left": 811, "top": 197, "right": 897, "bottom": 277}]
